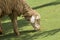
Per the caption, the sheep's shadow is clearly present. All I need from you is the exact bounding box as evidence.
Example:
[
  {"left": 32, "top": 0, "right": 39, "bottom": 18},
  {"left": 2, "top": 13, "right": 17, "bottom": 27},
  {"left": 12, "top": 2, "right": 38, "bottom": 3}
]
[
  {"left": 0, "top": 30, "right": 37, "bottom": 40},
  {"left": 32, "top": 1, "right": 60, "bottom": 9},
  {"left": 2, "top": 19, "right": 30, "bottom": 34},
  {"left": 0, "top": 28, "right": 60, "bottom": 40}
]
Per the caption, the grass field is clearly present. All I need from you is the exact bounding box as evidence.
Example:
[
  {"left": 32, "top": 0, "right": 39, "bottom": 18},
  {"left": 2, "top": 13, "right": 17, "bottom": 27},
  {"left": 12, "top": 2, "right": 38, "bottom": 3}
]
[{"left": 0, "top": 0, "right": 60, "bottom": 40}]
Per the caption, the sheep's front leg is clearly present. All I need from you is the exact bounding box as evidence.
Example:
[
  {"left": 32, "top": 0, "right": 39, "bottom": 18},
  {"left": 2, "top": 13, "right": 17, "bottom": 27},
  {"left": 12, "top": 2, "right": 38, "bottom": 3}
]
[
  {"left": 0, "top": 19, "right": 3, "bottom": 35},
  {"left": 9, "top": 14, "right": 20, "bottom": 36}
]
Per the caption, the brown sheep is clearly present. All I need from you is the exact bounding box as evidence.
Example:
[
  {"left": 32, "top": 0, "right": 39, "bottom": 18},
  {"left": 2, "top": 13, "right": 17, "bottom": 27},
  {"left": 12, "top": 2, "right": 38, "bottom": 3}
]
[{"left": 0, "top": 0, "right": 40, "bottom": 36}]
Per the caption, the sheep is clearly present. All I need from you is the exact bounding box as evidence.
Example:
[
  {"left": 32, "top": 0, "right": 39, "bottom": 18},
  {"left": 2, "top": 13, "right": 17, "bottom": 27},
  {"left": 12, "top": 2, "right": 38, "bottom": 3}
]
[{"left": 0, "top": 0, "right": 40, "bottom": 36}]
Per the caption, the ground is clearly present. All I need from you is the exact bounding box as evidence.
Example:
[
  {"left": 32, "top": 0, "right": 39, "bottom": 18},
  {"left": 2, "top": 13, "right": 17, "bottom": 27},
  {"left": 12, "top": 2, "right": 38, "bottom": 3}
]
[{"left": 0, "top": 0, "right": 60, "bottom": 40}]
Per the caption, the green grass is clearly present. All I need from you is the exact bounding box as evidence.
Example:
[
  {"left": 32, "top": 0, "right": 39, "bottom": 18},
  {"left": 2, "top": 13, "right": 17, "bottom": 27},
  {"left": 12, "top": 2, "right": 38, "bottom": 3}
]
[{"left": 0, "top": 0, "right": 60, "bottom": 40}]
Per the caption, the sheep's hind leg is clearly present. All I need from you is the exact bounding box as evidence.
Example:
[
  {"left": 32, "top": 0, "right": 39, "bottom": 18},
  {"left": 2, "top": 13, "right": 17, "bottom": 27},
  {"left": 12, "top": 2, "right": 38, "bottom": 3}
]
[
  {"left": 0, "top": 9, "right": 3, "bottom": 35},
  {"left": 0, "top": 19, "right": 3, "bottom": 35}
]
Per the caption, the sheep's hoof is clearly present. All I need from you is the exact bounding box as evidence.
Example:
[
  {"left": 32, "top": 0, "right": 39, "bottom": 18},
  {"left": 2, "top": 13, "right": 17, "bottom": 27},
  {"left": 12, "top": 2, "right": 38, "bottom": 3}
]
[
  {"left": 15, "top": 32, "right": 20, "bottom": 36},
  {"left": 16, "top": 33, "right": 20, "bottom": 36},
  {"left": 0, "top": 32, "right": 3, "bottom": 35}
]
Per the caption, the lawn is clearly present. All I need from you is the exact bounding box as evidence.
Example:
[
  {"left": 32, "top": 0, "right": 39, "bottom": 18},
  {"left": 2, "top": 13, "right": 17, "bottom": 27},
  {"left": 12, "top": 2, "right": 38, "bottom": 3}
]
[{"left": 0, "top": 0, "right": 60, "bottom": 40}]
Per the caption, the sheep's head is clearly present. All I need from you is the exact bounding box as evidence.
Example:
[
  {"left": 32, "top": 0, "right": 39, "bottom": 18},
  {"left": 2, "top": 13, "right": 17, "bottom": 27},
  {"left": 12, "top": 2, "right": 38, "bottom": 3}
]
[
  {"left": 24, "top": 10, "right": 40, "bottom": 31},
  {"left": 30, "top": 15, "right": 40, "bottom": 31}
]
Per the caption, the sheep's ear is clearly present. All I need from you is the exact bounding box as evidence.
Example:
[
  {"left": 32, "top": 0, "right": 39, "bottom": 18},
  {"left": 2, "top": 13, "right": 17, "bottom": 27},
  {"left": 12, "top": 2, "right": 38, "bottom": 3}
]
[{"left": 36, "top": 15, "right": 40, "bottom": 19}]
